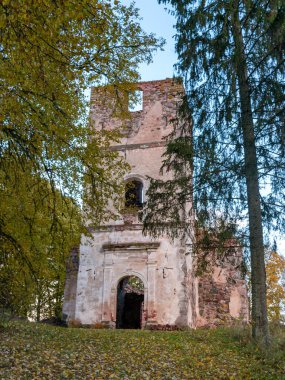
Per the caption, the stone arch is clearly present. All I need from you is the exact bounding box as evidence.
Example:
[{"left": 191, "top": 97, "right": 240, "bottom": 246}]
[
  {"left": 114, "top": 271, "right": 147, "bottom": 291},
  {"left": 124, "top": 173, "right": 147, "bottom": 184},
  {"left": 111, "top": 271, "right": 147, "bottom": 307},
  {"left": 114, "top": 273, "right": 146, "bottom": 329}
]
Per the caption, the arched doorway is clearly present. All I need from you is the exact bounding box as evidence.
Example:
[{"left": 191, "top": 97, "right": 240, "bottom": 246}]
[{"left": 116, "top": 276, "right": 144, "bottom": 329}]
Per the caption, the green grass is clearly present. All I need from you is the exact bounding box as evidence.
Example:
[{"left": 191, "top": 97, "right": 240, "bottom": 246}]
[{"left": 0, "top": 321, "right": 284, "bottom": 379}]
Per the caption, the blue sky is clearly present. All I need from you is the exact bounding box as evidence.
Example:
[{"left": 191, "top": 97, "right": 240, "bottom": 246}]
[{"left": 128, "top": 0, "right": 177, "bottom": 81}]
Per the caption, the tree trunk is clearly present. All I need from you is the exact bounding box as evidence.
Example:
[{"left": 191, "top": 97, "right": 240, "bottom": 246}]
[
  {"left": 232, "top": 2, "right": 269, "bottom": 342},
  {"left": 36, "top": 296, "right": 41, "bottom": 322}
]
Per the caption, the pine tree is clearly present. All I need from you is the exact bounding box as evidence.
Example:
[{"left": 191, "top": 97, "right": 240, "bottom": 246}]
[{"left": 144, "top": 0, "right": 285, "bottom": 342}]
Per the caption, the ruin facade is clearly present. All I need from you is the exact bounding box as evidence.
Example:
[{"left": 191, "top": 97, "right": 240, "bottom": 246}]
[{"left": 62, "top": 78, "right": 249, "bottom": 328}]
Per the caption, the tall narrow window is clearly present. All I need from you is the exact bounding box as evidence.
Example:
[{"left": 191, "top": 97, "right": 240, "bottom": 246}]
[
  {"left": 125, "top": 180, "right": 143, "bottom": 208},
  {"left": 128, "top": 90, "right": 143, "bottom": 112}
]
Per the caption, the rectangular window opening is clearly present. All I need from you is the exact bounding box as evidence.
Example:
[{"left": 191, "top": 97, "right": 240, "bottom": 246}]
[{"left": 128, "top": 90, "right": 143, "bottom": 112}]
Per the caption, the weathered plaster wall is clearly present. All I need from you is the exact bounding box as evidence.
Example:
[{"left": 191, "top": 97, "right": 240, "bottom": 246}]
[
  {"left": 74, "top": 229, "right": 194, "bottom": 327},
  {"left": 63, "top": 79, "right": 196, "bottom": 328}
]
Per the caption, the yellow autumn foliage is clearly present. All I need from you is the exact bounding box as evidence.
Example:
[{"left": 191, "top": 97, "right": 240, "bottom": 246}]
[
  {"left": 266, "top": 251, "right": 285, "bottom": 322},
  {"left": 0, "top": 1, "right": 161, "bottom": 318}
]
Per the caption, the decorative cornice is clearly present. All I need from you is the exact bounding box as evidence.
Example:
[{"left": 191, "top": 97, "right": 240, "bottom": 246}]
[
  {"left": 102, "top": 242, "right": 160, "bottom": 252},
  {"left": 88, "top": 224, "right": 143, "bottom": 233},
  {"left": 110, "top": 141, "right": 166, "bottom": 151}
]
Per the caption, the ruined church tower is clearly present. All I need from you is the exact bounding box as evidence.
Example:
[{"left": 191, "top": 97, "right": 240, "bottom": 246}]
[{"left": 63, "top": 78, "right": 248, "bottom": 328}]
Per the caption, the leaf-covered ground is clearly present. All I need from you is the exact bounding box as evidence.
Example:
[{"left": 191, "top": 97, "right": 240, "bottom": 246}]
[{"left": 0, "top": 321, "right": 284, "bottom": 379}]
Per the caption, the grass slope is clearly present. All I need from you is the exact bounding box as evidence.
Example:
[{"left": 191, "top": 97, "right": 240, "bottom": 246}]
[{"left": 0, "top": 321, "right": 284, "bottom": 379}]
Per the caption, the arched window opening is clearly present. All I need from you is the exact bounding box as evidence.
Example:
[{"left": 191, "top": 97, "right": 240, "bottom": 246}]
[
  {"left": 116, "top": 276, "right": 144, "bottom": 329},
  {"left": 125, "top": 180, "right": 143, "bottom": 208}
]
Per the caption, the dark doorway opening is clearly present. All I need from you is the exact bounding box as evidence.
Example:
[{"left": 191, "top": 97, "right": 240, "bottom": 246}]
[{"left": 116, "top": 276, "right": 144, "bottom": 329}]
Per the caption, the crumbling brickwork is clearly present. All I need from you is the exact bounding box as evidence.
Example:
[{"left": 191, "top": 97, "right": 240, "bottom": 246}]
[
  {"left": 196, "top": 247, "right": 249, "bottom": 327},
  {"left": 62, "top": 246, "right": 79, "bottom": 323}
]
